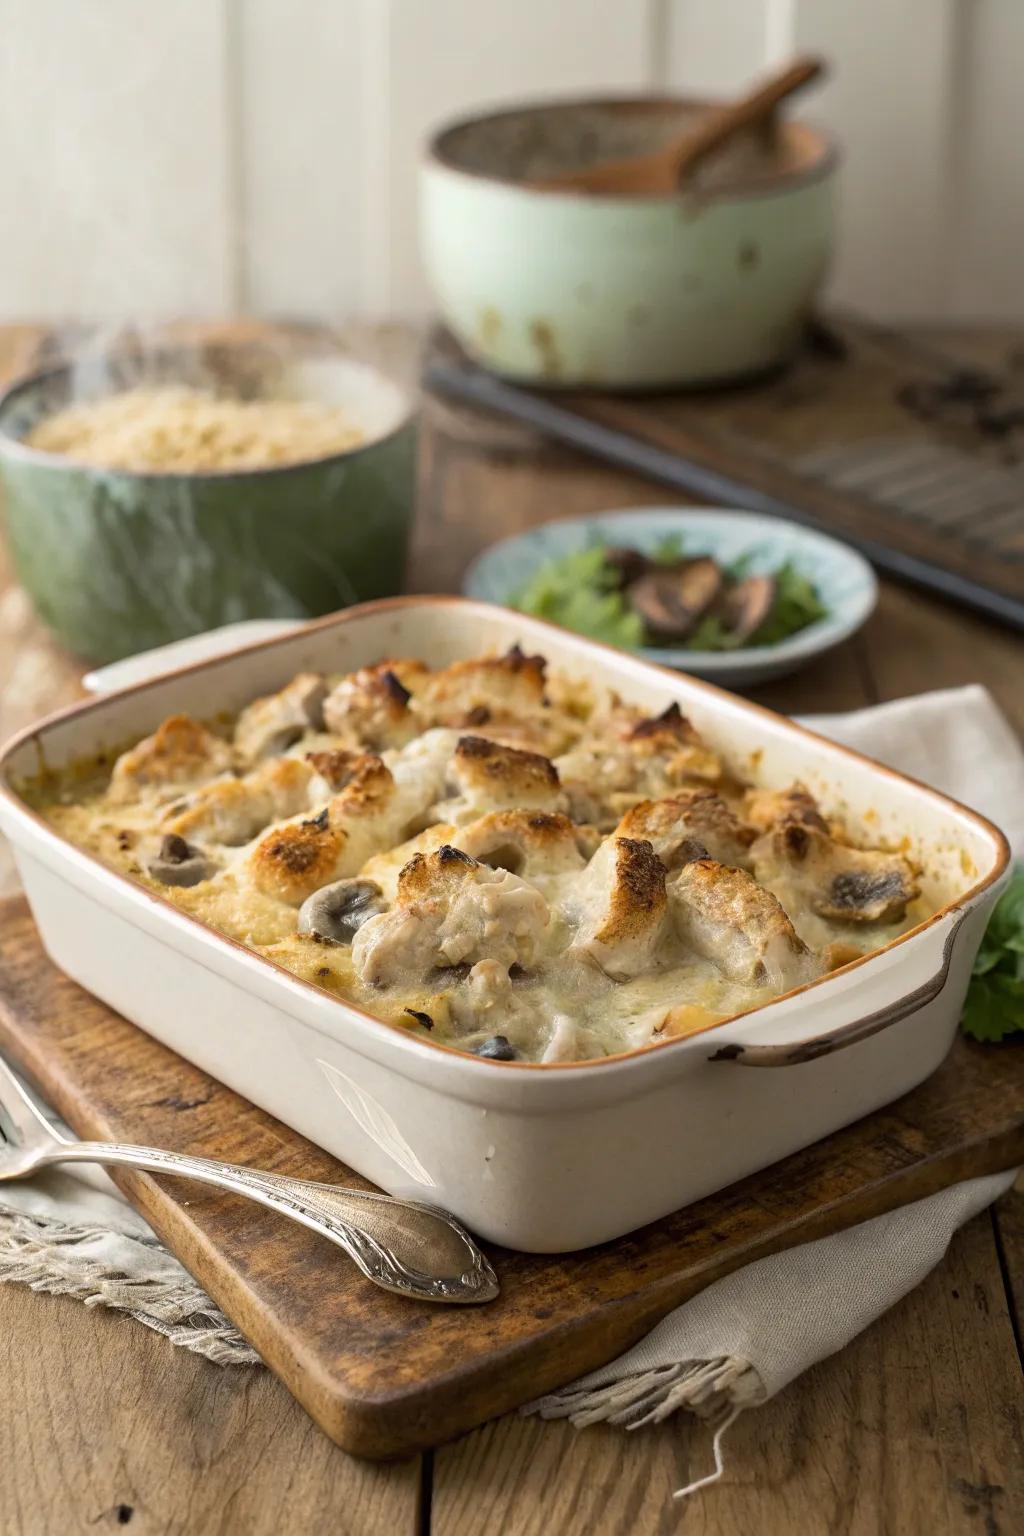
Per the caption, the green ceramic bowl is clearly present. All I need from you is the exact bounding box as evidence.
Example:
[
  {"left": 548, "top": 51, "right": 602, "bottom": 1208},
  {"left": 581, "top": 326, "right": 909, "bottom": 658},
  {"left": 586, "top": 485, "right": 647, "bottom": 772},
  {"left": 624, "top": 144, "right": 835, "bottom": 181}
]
[{"left": 0, "top": 342, "right": 416, "bottom": 662}]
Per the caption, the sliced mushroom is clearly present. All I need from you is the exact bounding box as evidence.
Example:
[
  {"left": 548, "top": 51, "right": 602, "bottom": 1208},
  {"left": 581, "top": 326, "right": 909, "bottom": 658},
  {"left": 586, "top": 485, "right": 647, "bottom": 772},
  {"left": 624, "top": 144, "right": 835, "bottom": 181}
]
[
  {"left": 816, "top": 869, "right": 913, "bottom": 924},
  {"left": 720, "top": 574, "right": 776, "bottom": 642},
  {"left": 297, "top": 877, "right": 386, "bottom": 944},
  {"left": 603, "top": 545, "right": 650, "bottom": 588},
  {"left": 148, "top": 833, "right": 218, "bottom": 888},
  {"left": 628, "top": 558, "right": 723, "bottom": 640},
  {"left": 473, "top": 1035, "right": 518, "bottom": 1061}
]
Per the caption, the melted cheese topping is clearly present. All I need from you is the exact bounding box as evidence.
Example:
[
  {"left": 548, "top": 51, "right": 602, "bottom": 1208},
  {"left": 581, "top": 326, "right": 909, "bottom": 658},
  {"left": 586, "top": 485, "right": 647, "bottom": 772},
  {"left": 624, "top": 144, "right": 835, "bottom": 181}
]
[{"left": 34, "top": 648, "right": 933, "bottom": 1064}]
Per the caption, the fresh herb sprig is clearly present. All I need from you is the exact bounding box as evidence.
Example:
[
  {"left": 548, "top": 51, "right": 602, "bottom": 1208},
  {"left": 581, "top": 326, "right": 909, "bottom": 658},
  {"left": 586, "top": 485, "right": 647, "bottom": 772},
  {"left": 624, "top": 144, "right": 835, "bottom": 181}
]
[{"left": 961, "top": 867, "right": 1024, "bottom": 1042}]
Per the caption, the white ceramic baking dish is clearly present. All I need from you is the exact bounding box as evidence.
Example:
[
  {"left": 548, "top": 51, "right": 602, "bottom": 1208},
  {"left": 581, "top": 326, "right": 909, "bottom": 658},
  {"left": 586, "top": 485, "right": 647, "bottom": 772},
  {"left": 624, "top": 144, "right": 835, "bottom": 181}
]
[{"left": 0, "top": 599, "right": 1010, "bottom": 1252}]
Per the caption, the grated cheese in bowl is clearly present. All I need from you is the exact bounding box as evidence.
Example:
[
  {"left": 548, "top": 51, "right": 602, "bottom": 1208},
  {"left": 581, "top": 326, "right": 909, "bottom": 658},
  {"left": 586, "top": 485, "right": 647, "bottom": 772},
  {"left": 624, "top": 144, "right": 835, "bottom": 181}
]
[{"left": 26, "top": 385, "right": 367, "bottom": 473}]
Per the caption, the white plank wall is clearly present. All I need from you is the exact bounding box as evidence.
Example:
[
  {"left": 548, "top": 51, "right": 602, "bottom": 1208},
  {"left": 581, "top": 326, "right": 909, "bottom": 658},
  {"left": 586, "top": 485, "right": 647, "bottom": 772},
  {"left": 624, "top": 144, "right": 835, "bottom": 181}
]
[
  {"left": 0, "top": 0, "right": 1020, "bottom": 325},
  {"left": 0, "top": 0, "right": 234, "bottom": 322}
]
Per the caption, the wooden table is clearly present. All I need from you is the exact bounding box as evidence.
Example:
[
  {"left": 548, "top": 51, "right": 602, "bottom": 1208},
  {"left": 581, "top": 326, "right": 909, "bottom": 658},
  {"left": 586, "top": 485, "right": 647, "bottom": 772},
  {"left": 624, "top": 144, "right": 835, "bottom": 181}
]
[{"left": 0, "top": 324, "right": 1021, "bottom": 1535}]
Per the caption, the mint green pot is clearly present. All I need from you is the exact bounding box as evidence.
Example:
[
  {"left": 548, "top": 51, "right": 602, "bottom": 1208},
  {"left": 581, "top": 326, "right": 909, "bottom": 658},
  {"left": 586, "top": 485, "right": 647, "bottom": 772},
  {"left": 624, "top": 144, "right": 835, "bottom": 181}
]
[
  {"left": 422, "top": 97, "right": 838, "bottom": 389},
  {"left": 0, "top": 350, "right": 416, "bottom": 663}
]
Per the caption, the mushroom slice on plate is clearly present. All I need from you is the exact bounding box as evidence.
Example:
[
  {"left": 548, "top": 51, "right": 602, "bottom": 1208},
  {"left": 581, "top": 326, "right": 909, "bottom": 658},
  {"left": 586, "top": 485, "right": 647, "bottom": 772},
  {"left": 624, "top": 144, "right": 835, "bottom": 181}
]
[
  {"left": 627, "top": 558, "right": 723, "bottom": 640},
  {"left": 719, "top": 574, "right": 776, "bottom": 641}
]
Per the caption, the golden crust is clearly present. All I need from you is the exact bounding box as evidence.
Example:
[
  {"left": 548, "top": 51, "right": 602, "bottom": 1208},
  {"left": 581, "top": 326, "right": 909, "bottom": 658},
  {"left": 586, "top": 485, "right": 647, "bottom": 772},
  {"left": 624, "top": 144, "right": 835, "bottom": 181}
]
[
  {"left": 247, "top": 812, "right": 348, "bottom": 904},
  {"left": 328, "top": 754, "right": 395, "bottom": 821},
  {"left": 40, "top": 642, "right": 937, "bottom": 1064},
  {"left": 164, "top": 756, "right": 314, "bottom": 844},
  {"left": 396, "top": 843, "right": 477, "bottom": 905},
  {"left": 670, "top": 857, "right": 814, "bottom": 986},
  {"left": 615, "top": 790, "right": 755, "bottom": 870},
  {"left": 455, "top": 809, "right": 586, "bottom": 876},
  {"left": 108, "top": 715, "right": 232, "bottom": 803},
  {"left": 322, "top": 660, "right": 425, "bottom": 748},
  {"left": 742, "top": 782, "right": 828, "bottom": 834},
  {"left": 449, "top": 734, "right": 563, "bottom": 813},
  {"left": 573, "top": 836, "right": 667, "bottom": 980},
  {"left": 233, "top": 673, "right": 327, "bottom": 762},
  {"left": 420, "top": 645, "right": 547, "bottom": 724}
]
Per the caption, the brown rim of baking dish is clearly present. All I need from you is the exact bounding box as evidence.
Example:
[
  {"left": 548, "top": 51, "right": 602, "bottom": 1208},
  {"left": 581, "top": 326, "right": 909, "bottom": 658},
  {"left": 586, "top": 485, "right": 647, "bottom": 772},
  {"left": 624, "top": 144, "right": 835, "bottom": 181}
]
[
  {"left": 0, "top": 596, "right": 1010, "bottom": 1074},
  {"left": 0, "top": 351, "right": 415, "bottom": 483},
  {"left": 425, "top": 94, "right": 840, "bottom": 202}
]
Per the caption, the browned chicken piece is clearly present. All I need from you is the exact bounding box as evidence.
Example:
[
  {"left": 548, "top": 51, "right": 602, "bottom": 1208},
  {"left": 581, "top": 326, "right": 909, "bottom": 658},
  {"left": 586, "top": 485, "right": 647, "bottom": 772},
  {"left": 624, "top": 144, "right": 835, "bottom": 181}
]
[
  {"left": 247, "top": 755, "right": 404, "bottom": 901},
  {"left": 669, "top": 858, "right": 820, "bottom": 988},
  {"left": 441, "top": 735, "right": 567, "bottom": 820},
  {"left": 751, "top": 821, "right": 920, "bottom": 925},
  {"left": 321, "top": 660, "right": 427, "bottom": 749},
  {"left": 304, "top": 747, "right": 368, "bottom": 792},
  {"left": 742, "top": 782, "right": 829, "bottom": 834},
  {"left": 615, "top": 789, "right": 756, "bottom": 871},
  {"left": 455, "top": 809, "right": 587, "bottom": 878},
  {"left": 351, "top": 845, "right": 551, "bottom": 984},
  {"left": 164, "top": 755, "right": 316, "bottom": 845},
  {"left": 233, "top": 673, "right": 327, "bottom": 762},
  {"left": 570, "top": 836, "right": 668, "bottom": 981},
  {"left": 359, "top": 823, "right": 458, "bottom": 904},
  {"left": 556, "top": 703, "right": 722, "bottom": 829},
  {"left": 108, "top": 715, "right": 233, "bottom": 804},
  {"left": 418, "top": 644, "right": 548, "bottom": 725},
  {"left": 460, "top": 713, "right": 582, "bottom": 759},
  {"left": 247, "top": 809, "right": 350, "bottom": 905}
]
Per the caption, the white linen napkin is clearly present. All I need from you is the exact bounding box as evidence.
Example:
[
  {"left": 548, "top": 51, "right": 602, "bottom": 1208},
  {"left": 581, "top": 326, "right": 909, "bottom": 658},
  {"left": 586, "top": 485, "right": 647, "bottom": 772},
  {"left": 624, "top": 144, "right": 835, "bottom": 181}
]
[{"left": 0, "top": 685, "right": 1020, "bottom": 1465}]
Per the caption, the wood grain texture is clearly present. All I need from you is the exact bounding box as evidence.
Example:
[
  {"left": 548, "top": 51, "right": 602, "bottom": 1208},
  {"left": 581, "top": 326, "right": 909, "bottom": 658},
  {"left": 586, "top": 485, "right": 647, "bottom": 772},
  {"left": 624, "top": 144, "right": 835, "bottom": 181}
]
[
  {"left": 0, "top": 899, "right": 1021, "bottom": 1461},
  {"left": 431, "top": 1205, "right": 1024, "bottom": 1535},
  {"left": 0, "top": 1282, "right": 420, "bottom": 1536}
]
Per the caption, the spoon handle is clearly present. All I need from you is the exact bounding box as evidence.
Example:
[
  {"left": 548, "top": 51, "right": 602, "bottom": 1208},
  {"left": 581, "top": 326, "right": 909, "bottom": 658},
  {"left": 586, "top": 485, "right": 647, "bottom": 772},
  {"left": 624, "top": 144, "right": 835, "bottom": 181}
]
[
  {"left": 56, "top": 1140, "right": 498, "bottom": 1304},
  {"left": 672, "top": 55, "right": 826, "bottom": 182}
]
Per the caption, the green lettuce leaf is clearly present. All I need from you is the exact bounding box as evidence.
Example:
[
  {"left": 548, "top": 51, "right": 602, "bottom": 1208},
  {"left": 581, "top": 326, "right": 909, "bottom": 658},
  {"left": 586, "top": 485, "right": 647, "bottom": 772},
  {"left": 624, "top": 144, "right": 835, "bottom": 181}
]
[
  {"left": 513, "top": 547, "right": 645, "bottom": 648},
  {"left": 961, "top": 867, "right": 1024, "bottom": 1042}
]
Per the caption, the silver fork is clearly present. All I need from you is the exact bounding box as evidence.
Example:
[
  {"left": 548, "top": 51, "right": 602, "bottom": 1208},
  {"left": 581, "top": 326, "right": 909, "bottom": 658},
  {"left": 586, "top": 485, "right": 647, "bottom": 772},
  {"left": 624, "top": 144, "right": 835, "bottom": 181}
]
[{"left": 0, "top": 1055, "right": 498, "bottom": 1304}]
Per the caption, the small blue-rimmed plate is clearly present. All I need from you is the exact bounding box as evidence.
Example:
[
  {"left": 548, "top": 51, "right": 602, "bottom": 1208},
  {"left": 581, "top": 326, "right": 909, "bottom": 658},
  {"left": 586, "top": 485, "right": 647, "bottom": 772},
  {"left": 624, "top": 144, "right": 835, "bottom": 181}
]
[{"left": 463, "top": 508, "right": 878, "bottom": 688}]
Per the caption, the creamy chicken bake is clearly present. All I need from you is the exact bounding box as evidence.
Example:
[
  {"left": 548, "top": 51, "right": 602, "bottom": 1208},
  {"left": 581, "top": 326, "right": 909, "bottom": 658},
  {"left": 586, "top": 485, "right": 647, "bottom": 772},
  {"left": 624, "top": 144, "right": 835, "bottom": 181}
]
[{"left": 37, "top": 646, "right": 930, "bottom": 1064}]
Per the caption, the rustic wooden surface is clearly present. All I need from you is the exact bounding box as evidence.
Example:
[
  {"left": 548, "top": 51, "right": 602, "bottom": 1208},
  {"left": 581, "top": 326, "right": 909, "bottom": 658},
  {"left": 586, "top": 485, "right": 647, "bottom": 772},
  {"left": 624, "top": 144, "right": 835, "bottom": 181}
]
[
  {"left": 0, "top": 321, "right": 1022, "bottom": 1532},
  {"left": 1, "top": 897, "right": 1021, "bottom": 1466}
]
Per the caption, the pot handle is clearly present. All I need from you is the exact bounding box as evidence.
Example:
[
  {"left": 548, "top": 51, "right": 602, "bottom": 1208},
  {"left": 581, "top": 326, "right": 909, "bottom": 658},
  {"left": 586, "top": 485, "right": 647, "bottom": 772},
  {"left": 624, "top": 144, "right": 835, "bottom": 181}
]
[{"left": 709, "top": 911, "right": 967, "bottom": 1068}]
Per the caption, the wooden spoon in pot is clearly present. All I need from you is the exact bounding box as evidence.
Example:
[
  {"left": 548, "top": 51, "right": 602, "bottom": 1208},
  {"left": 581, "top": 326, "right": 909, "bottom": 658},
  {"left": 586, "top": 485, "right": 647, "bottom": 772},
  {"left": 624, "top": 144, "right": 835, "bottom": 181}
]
[{"left": 533, "top": 55, "right": 826, "bottom": 196}]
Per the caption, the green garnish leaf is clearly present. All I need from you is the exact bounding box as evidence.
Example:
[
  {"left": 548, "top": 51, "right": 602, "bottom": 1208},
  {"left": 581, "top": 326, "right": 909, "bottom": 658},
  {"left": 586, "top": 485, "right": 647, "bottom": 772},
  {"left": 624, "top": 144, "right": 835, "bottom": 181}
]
[
  {"left": 652, "top": 532, "right": 685, "bottom": 565},
  {"left": 961, "top": 867, "right": 1024, "bottom": 1042},
  {"left": 747, "top": 562, "right": 828, "bottom": 647},
  {"left": 686, "top": 614, "right": 739, "bottom": 652},
  {"left": 513, "top": 547, "right": 645, "bottom": 648}
]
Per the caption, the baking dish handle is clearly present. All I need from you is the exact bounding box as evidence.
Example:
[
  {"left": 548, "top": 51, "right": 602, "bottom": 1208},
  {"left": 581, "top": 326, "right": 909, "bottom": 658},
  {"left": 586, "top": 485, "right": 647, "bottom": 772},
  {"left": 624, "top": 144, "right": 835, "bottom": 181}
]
[{"left": 709, "top": 910, "right": 968, "bottom": 1068}]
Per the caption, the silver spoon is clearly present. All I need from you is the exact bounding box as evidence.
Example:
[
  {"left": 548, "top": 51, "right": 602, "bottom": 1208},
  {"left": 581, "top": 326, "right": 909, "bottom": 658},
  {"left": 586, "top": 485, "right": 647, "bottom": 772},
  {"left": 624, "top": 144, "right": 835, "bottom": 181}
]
[{"left": 0, "top": 1054, "right": 498, "bottom": 1305}]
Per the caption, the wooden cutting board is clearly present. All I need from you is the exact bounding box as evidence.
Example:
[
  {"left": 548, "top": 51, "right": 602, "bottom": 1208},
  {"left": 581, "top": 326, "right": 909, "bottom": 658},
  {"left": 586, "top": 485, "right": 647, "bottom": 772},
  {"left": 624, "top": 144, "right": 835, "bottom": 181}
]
[{"left": 0, "top": 895, "right": 1021, "bottom": 1461}]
